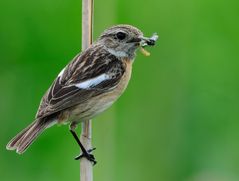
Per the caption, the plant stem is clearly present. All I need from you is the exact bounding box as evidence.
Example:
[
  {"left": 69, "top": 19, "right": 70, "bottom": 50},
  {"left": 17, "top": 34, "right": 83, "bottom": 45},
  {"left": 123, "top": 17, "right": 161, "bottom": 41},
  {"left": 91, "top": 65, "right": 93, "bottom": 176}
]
[
  {"left": 80, "top": 120, "right": 93, "bottom": 181},
  {"left": 80, "top": 0, "right": 94, "bottom": 181}
]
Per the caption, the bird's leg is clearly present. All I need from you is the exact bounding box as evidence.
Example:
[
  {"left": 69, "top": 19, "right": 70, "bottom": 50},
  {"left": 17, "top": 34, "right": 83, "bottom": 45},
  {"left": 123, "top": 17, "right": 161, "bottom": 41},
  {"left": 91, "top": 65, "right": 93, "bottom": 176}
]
[{"left": 69, "top": 122, "right": 97, "bottom": 165}]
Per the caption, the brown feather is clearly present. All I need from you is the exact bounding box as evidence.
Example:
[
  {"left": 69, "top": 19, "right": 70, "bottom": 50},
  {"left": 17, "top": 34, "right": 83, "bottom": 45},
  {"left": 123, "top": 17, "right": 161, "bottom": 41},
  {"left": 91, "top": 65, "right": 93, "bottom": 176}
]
[
  {"left": 6, "top": 119, "right": 55, "bottom": 154},
  {"left": 36, "top": 44, "right": 126, "bottom": 120}
]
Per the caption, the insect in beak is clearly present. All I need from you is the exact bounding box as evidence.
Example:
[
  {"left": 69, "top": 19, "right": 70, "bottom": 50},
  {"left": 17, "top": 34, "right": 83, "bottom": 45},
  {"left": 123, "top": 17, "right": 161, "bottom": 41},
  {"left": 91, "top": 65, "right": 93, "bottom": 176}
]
[{"left": 139, "top": 33, "right": 159, "bottom": 56}]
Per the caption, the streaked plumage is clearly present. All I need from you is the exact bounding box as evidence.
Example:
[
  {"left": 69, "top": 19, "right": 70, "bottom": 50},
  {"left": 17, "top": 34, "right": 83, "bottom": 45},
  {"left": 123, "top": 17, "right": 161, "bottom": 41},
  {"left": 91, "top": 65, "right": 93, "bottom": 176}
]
[{"left": 6, "top": 24, "right": 158, "bottom": 156}]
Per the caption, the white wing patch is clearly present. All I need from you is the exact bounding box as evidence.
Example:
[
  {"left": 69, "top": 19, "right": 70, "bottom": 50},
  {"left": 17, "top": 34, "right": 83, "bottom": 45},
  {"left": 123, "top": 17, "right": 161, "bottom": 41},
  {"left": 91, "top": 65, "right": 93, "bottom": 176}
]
[{"left": 75, "top": 74, "right": 111, "bottom": 89}]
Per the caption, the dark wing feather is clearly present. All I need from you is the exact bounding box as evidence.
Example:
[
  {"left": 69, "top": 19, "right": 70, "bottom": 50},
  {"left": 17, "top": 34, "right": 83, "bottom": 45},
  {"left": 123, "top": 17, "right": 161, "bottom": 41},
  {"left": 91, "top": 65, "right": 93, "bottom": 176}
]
[{"left": 36, "top": 45, "right": 125, "bottom": 119}]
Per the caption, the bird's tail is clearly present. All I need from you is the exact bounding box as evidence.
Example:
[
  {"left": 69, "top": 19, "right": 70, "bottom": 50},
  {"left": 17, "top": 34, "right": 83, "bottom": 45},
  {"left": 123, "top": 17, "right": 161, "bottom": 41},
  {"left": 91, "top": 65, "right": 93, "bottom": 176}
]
[{"left": 6, "top": 119, "right": 55, "bottom": 154}]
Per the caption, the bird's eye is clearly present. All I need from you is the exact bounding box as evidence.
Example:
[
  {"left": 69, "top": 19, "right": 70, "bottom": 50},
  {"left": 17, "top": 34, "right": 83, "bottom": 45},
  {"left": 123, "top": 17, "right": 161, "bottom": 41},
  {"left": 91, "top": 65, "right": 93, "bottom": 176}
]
[{"left": 116, "top": 32, "right": 126, "bottom": 40}]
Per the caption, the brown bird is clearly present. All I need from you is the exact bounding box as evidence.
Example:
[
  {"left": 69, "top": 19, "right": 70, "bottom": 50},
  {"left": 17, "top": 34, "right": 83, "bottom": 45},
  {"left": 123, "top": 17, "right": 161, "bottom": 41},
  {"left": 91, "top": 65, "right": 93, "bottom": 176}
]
[{"left": 6, "top": 24, "right": 158, "bottom": 164}]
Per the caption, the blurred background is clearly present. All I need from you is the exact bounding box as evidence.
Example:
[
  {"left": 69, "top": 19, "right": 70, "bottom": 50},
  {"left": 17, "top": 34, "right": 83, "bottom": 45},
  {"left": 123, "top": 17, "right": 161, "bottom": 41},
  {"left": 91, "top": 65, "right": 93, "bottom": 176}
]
[{"left": 0, "top": 0, "right": 239, "bottom": 180}]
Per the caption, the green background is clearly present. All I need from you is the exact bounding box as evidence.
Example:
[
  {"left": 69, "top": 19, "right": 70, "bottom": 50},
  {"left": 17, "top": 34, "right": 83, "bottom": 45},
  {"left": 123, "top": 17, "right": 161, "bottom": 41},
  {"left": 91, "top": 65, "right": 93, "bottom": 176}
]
[{"left": 1, "top": 0, "right": 239, "bottom": 180}]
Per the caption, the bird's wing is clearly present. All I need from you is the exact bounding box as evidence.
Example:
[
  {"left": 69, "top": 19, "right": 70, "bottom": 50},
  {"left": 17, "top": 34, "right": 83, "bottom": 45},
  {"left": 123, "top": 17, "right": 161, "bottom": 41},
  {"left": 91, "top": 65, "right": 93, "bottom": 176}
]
[{"left": 36, "top": 45, "right": 126, "bottom": 119}]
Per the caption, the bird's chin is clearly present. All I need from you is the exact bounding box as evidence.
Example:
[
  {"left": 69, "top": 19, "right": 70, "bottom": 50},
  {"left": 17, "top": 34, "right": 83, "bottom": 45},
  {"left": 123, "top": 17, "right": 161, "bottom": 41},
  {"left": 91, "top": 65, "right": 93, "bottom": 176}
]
[{"left": 128, "top": 45, "right": 138, "bottom": 53}]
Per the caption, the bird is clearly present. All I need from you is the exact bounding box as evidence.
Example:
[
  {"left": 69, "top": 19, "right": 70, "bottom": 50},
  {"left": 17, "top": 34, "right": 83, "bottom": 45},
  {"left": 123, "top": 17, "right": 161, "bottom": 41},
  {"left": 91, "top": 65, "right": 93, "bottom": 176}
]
[{"left": 6, "top": 24, "right": 158, "bottom": 164}]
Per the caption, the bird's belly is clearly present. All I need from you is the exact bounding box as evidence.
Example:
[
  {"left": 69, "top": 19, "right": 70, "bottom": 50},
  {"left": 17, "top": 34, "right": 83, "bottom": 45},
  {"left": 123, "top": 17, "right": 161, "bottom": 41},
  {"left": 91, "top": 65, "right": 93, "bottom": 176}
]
[
  {"left": 76, "top": 95, "right": 117, "bottom": 120},
  {"left": 70, "top": 89, "right": 122, "bottom": 122}
]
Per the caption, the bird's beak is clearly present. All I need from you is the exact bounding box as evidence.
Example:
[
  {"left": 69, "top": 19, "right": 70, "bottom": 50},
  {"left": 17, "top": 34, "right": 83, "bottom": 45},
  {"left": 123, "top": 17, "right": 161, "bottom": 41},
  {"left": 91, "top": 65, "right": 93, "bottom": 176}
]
[
  {"left": 138, "top": 33, "right": 159, "bottom": 56},
  {"left": 126, "top": 33, "right": 158, "bottom": 45},
  {"left": 126, "top": 37, "right": 142, "bottom": 43}
]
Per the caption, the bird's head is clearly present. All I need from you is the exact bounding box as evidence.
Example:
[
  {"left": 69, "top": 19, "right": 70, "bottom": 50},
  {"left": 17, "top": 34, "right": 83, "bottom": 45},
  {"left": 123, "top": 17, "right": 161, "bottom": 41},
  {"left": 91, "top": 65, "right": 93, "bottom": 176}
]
[{"left": 97, "top": 24, "right": 158, "bottom": 59}]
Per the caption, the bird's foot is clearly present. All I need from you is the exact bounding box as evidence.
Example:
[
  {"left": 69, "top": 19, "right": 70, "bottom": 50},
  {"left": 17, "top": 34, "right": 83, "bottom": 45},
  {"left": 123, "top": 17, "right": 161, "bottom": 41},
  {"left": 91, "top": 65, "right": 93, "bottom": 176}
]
[{"left": 75, "top": 147, "right": 97, "bottom": 165}]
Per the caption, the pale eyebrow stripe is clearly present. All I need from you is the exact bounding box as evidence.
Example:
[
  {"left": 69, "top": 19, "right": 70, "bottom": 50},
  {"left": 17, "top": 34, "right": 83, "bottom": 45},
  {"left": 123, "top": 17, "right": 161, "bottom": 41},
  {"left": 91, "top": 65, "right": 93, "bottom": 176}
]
[{"left": 75, "top": 74, "right": 110, "bottom": 89}]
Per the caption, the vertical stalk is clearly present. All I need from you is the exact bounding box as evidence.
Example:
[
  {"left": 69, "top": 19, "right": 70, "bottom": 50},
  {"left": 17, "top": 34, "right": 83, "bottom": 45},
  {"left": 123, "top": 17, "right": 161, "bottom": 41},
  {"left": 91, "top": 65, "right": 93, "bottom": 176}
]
[
  {"left": 82, "top": 0, "right": 93, "bottom": 50},
  {"left": 80, "top": 120, "right": 93, "bottom": 181},
  {"left": 80, "top": 0, "right": 94, "bottom": 181}
]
